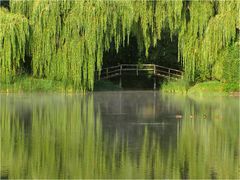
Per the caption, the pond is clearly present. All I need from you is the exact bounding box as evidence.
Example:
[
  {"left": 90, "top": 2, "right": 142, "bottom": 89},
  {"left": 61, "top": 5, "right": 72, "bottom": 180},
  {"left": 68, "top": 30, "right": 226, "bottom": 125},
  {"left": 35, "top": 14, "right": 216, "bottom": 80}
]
[{"left": 0, "top": 91, "right": 239, "bottom": 179}]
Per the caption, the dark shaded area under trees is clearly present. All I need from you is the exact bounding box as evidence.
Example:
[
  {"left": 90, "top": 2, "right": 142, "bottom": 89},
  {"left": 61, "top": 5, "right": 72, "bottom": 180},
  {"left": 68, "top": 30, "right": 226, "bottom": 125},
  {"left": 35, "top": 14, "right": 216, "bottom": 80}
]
[
  {"left": 103, "top": 31, "right": 181, "bottom": 70},
  {"left": 102, "top": 31, "right": 181, "bottom": 89}
]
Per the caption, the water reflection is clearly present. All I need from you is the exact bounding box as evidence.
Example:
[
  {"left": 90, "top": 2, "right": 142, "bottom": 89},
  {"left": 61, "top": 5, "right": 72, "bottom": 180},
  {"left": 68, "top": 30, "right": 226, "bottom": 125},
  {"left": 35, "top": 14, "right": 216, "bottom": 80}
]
[{"left": 0, "top": 92, "right": 239, "bottom": 179}]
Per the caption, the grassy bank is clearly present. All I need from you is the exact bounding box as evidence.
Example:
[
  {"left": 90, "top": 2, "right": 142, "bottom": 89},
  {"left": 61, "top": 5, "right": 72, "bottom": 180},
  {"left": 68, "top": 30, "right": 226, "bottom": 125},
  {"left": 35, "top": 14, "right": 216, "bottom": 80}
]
[
  {"left": 161, "top": 80, "right": 240, "bottom": 96},
  {"left": 0, "top": 77, "right": 122, "bottom": 93},
  {"left": 161, "top": 79, "right": 189, "bottom": 94},
  {"left": 187, "top": 81, "right": 240, "bottom": 96},
  {"left": 0, "top": 76, "right": 80, "bottom": 93}
]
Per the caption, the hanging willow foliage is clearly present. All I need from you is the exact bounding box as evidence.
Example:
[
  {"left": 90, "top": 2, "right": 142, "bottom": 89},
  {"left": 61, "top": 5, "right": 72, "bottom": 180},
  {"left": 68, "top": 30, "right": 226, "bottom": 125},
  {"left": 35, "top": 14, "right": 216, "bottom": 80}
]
[
  {"left": 0, "top": 8, "right": 29, "bottom": 83},
  {"left": 0, "top": 0, "right": 238, "bottom": 90},
  {"left": 212, "top": 42, "right": 240, "bottom": 83},
  {"left": 178, "top": 0, "right": 239, "bottom": 81}
]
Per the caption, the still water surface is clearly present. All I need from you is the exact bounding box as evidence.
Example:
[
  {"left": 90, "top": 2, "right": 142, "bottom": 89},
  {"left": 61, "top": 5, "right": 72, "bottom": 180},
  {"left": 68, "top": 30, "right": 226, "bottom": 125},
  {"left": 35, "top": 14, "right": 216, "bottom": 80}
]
[{"left": 1, "top": 91, "right": 239, "bottom": 179}]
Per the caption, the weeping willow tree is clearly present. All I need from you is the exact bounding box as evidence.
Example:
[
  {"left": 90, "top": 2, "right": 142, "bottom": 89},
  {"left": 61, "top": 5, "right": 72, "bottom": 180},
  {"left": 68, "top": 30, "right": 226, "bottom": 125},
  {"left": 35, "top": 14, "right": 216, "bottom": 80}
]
[
  {"left": 0, "top": 8, "right": 29, "bottom": 83},
  {"left": 178, "top": 0, "right": 240, "bottom": 81},
  {"left": 0, "top": 0, "right": 239, "bottom": 90}
]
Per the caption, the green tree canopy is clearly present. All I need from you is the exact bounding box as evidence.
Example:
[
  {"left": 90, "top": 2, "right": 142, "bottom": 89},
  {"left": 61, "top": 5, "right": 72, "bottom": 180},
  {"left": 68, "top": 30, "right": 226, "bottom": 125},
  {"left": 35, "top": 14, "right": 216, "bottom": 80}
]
[{"left": 0, "top": 0, "right": 239, "bottom": 90}]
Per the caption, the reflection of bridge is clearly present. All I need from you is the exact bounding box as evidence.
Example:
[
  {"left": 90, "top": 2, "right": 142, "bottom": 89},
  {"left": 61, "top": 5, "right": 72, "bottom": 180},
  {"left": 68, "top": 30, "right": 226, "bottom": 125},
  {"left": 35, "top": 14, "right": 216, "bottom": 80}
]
[{"left": 96, "top": 64, "right": 183, "bottom": 89}]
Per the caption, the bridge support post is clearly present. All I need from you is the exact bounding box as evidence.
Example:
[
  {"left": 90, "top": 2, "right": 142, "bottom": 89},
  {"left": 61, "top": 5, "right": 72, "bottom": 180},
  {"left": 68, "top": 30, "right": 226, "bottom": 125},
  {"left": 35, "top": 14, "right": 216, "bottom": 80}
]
[
  {"left": 119, "top": 65, "right": 122, "bottom": 88},
  {"left": 136, "top": 65, "right": 139, "bottom": 76},
  {"left": 153, "top": 65, "right": 156, "bottom": 90},
  {"left": 168, "top": 69, "right": 170, "bottom": 80},
  {"left": 120, "top": 65, "right": 122, "bottom": 75},
  {"left": 153, "top": 76, "right": 156, "bottom": 90},
  {"left": 119, "top": 76, "right": 122, "bottom": 88}
]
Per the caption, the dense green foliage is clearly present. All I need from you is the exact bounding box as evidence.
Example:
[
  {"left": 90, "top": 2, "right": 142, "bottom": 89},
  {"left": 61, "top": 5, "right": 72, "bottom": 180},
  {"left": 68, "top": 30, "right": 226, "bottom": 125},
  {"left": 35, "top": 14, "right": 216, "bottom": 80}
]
[
  {"left": 213, "top": 43, "right": 240, "bottom": 83},
  {"left": 0, "top": 0, "right": 239, "bottom": 90},
  {"left": 0, "top": 8, "right": 29, "bottom": 83},
  {"left": 178, "top": 1, "right": 239, "bottom": 81}
]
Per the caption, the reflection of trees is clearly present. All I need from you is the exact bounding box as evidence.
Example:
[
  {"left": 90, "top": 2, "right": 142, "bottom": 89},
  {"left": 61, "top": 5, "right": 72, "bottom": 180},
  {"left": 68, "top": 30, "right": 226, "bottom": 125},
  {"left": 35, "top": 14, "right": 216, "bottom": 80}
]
[
  {"left": 1, "top": 95, "right": 105, "bottom": 178},
  {"left": 1, "top": 94, "right": 238, "bottom": 179},
  {"left": 176, "top": 96, "right": 239, "bottom": 179}
]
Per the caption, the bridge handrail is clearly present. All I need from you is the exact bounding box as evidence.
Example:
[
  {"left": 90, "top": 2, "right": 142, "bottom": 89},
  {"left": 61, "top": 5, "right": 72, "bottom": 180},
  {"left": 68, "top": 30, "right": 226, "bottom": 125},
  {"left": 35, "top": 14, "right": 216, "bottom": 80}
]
[
  {"left": 100, "top": 65, "right": 120, "bottom": 71},
  {"left": 101, "top": 68, "right": 120, "bottom": 75},
  {"left": 156, "top": 69, "right": 182, "bottom": 77},
  {"left": 97, "top": 64, "right": 183, "bottom": 80},
  {"left": 100, "top": 64, "right": 182, "bottom": 71},
  {"left": 155, "top": 65, "right": 182, "bottom": 73}
]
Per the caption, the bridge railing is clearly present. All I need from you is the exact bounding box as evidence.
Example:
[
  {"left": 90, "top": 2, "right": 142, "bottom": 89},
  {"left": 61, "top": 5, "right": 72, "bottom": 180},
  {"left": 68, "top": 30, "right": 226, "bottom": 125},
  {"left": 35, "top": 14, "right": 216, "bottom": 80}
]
[
  {"left": 98, "top": 65, "right": 121, "bottom": 79},
  {"left": 96, "top": 64, "right": 183, "bottom": 80},
  {"left": 155, "top": 65, "right": 183, "bottom": 79}
]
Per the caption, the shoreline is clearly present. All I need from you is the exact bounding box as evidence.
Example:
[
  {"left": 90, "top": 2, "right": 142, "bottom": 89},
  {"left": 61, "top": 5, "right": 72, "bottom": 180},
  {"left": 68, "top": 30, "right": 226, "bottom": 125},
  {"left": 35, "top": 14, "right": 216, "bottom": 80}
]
[
  {"left": 1, "top": 78, "right": 239, "bottom": 97},
  {"left": 161, "top": 80, "right": 240, "bottom": 97},
  {"left": 0, "top": 88, "right": 239, "bottom": 97}
]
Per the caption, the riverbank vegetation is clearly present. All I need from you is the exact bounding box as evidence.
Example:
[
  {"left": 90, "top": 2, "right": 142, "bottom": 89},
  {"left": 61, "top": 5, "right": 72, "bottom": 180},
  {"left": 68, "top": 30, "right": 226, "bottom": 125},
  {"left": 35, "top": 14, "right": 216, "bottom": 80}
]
[
  {"left": 161, "top": 79, "right": 189, "bottom": 94},
  {"left": 0, "top": 76, "right": 81, "bottom": 93},
  {"left": 162, "top": 41, "right": 240, "bottom": 94},
  {"left": 161, "top": 80, "right": 239, "bottom": 95},
  {"left": 188, "top": 81, "right": 239, "bottom": 96},
  {"left": 0, "top": 1, "right": 239, "bottom": 92}
]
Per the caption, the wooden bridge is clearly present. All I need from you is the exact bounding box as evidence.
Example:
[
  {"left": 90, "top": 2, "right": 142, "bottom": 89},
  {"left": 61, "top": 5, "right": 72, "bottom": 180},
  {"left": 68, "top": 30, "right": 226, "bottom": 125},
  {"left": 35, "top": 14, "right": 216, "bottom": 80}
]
[{"left": 96, "top": 64, "right": 183, "bottom": 89}]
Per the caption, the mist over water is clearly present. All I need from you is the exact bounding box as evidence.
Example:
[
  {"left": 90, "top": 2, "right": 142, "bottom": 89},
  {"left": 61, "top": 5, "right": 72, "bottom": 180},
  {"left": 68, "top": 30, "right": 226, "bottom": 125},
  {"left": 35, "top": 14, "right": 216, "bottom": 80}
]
[{"left": 1, "top": 91, "right": 239, "bottom": 179}]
